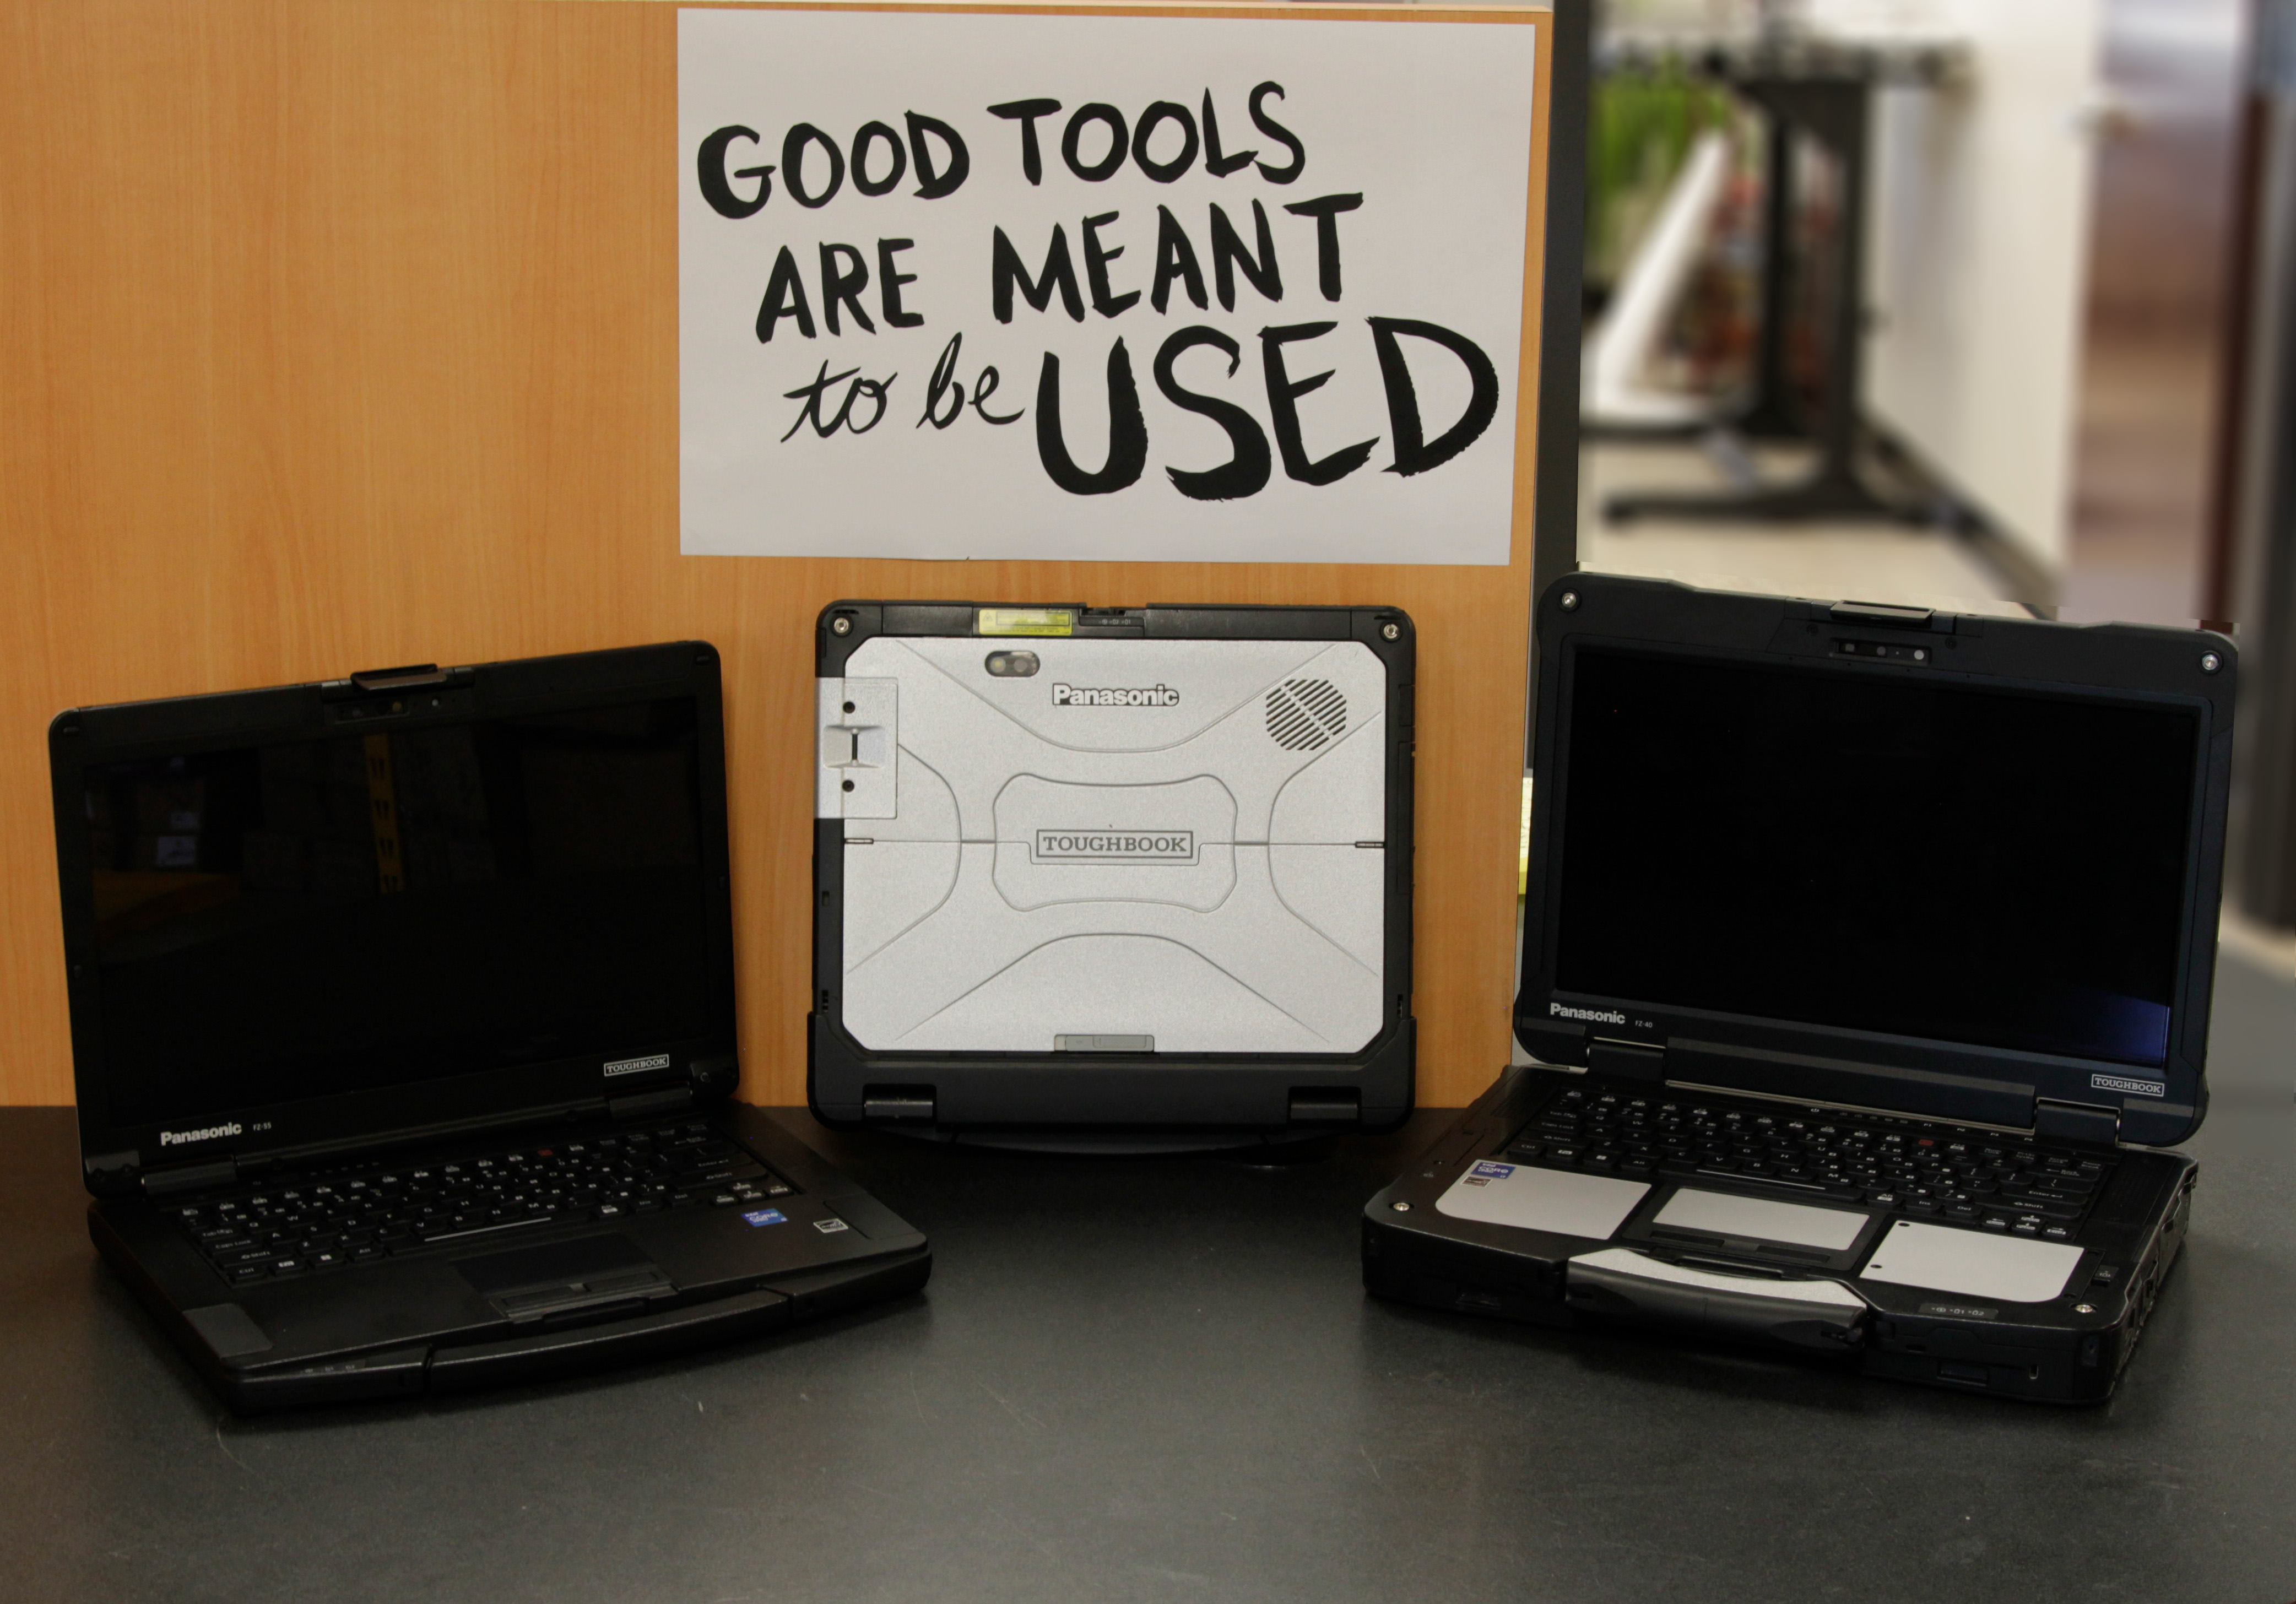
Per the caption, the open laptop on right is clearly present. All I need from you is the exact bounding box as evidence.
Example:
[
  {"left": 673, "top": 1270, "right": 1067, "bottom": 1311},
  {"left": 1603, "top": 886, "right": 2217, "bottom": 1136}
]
[{"left": 1365, "top": 573, "right": 2237, "bottom": 1402}]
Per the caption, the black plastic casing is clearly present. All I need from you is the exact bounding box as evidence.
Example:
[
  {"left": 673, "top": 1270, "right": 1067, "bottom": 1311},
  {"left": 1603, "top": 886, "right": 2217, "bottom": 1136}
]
[
  {"left": 810, "top": 601, "right": 1415, "bottom": 1150},
  {"left": 1362, "top": 1067, "right": 2198, "bottom": 1405},
  {"left": 89, "top": 1104, "right": 929, "bottom": 1412},
  {"left": 1513, "top": 573, "right": 2237, "bottom": 1148},
  {"left": 52, "top": 642, "right": 743, "bottom": 1196}
]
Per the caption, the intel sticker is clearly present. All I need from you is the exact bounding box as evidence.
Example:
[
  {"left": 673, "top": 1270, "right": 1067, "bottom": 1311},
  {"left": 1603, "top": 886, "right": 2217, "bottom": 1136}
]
[
  {"left": 741, "top": 1209, "right": 787, "bottom": 1228},
  {"left": 1469, "top": 1161, "right": 1516, "bottom": 1180}
]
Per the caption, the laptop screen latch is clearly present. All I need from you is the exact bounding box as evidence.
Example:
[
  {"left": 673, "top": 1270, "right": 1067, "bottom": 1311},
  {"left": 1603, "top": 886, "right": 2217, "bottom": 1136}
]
[
  {"left": 1588, "top": 1039, "right": 1665, "bottom": 1083},
  {"left": 2034, "top": 1099, "right": 2120, "bottom": 1146}
]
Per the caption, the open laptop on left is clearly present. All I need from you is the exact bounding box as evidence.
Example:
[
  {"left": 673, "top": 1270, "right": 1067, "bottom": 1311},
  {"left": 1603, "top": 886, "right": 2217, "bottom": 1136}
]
[{"left": 49, "top": 641, "right": 927, "bottom": 1410}]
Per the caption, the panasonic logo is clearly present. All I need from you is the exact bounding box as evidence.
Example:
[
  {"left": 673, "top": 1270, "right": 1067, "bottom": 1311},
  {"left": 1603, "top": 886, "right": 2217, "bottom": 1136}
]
[
  {"left": 1051, "top": 683, "right": 1180, "bottom": 708},
  {"left": 158, "top": 1121, "right": 242, "bottom": 1147},
  {"left": 2091, "top": 1074, "right": 2165, "bottom": 1098},
  {"left": 1034, "top": 829, "right": 1194, "bottom": 862},
  {"left": 1550, "top": 1002, "right": 1627, "bottom": 1025},
  {"left": 604, "top": 1053, "right": 672, "bottom": 1079}
]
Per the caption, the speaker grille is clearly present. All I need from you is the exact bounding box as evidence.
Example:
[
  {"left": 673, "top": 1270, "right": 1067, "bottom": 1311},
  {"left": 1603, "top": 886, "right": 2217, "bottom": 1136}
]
[{"left": 1265, "top": 679, "right": 1347, "bottom": 751}]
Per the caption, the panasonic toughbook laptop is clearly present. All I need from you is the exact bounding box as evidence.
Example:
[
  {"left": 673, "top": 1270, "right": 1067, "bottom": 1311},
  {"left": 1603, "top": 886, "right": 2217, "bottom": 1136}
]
[
  {"left": 1364, "top": 573, "right": 2235, "bottom": 1402},
  {"left": 811, "top": 602, "right": 1414, "bottom": 1150},
  {"left": 50, "top": 642, "right": 928, "bottom": 1410}
]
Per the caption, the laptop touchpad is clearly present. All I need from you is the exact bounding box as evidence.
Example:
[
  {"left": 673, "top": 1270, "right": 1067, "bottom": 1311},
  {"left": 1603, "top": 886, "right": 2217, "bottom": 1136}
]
[
  {"left": 1653, "top": 1189, "right": 1867, "bottom": 1251},
  {"left": 1437, "top": 1160, "right": 1650, "bottom": 1238},
  {"left": 455, "top": 1233, "right": 675, "bottom": 1324}
]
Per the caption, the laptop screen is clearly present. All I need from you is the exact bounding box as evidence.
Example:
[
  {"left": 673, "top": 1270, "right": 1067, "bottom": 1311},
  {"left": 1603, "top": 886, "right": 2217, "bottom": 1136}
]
[
  {"left": 1551, "top": 647, "right": 2201, "bottom": 1069},
  {"left": 82, "top": 696, "right": 712, "bottom": 1128}
]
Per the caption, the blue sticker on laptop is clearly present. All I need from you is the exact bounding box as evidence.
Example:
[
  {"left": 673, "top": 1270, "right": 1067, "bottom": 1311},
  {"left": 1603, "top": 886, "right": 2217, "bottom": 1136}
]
[
  {"left": 1469, "top": 1161, "right": 1515, "bottom": 1180},
  {"left": 741, "top": 1208, "right": 787, "bottom": 1227}
]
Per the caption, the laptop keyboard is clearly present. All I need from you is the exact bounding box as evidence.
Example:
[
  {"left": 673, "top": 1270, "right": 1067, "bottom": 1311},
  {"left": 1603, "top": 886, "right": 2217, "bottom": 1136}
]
[
  {"left": 1507, "top": 1085, "right": 2113, "bottom": 1242},
  {"left": 170, "top": 1121, "right": 793, "bottom": 1285}
]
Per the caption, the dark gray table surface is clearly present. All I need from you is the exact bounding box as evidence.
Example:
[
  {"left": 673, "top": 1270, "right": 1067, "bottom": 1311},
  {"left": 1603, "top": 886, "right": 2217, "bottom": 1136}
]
[{"left": 4, "top": 952, "right": 2290, "bottom": 1604}]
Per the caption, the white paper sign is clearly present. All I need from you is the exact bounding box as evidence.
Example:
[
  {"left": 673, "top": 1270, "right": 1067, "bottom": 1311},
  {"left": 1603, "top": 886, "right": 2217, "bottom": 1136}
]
[{"left": 679, "top": 8, "right": 1539, "bottom": 563}]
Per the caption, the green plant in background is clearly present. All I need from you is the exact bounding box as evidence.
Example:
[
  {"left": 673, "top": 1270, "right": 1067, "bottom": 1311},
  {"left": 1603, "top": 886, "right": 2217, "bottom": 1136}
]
[{"left": 1587, "top": 64, "right": 1737, "bottom": 295}]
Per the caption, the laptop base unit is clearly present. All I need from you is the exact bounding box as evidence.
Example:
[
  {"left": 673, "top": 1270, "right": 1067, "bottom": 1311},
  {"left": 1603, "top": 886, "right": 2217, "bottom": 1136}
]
[
  {"left": 52, "top": 643, "right": 927, "bottom": 1411},
  {"left": 1364, "top": 575, "right": 2234, "bottom": 1403},
  {"left": 811, "top": 602, "right": 1414, "bottom": 1153}
]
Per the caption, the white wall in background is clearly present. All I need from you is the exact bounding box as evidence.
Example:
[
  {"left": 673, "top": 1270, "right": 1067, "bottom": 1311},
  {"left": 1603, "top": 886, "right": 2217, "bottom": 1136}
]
[{"left": 1810, "top": 0, "right": 2105, "bottom": 574}]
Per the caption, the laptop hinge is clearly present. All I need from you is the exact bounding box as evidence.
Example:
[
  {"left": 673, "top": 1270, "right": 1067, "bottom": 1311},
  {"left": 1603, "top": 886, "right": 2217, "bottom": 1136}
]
[
  {"left": 83, "top": 1150, "right": 141, "bottom": 1196},
  {"left": 863, "top": 1086, "right": 938, "bottom": 1124},
  {"left": 2033, "top": 1099, "right": 2120, "bottom": 1146},
  {"left": 1588, "top": 1039, "right": 1666, "bottom": 1084},
  {"left": 142, "top": 1159, "right": 239, "bottom": 1198},
  {"left": 1829, "top": 600, "right": 1945, "bottom": 632},
  {"left": 607, "top": 1087, "right": 695, "bottom": 1121}
]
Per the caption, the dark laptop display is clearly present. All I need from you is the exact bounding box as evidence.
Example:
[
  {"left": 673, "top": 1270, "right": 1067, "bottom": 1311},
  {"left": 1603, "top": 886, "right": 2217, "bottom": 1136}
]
[
  {"left": 1552, "top": 648, "right": 2200, "bottom": 1069},
  {"left": 52, "top": 644, "right": 928, "bottom": 1410},
  {"left": 85, "top": 698, "right": 717, "bottom": 1128}
]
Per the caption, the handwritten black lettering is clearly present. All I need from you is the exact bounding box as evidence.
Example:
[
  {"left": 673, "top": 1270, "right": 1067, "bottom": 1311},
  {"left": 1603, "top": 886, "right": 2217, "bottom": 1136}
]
[
  {"left": 697, "top": 126, "right": 771, "bottom": 217},
  {"left": 1249, "top": 84, "right": 1306, "bottom": 184},
  {"left": 1150, "top": 207, "right": 1207, "bottom": 314},
  {"left": 755, "top": 246, "right": 816, "bottom": 342},
  {"left": 1063, "top": 104, "right": 1130, "bottom": 182},
  {"left": 1210, "top": 201, "right": 1283, "bottom": 311},
  {"left": 850, "top": 121, "right": 907, "bottom": 196},
  {"left": 905, "top": 112, "right": 971, "bottom": 199},
  {"left": 782, "top": 123, "right": 844, "bottom": 208},
  {"left": 878, "top": 238, "right": 924, "bottom": 328},
  {"left": 819, "top": 243, "right": 875, "bottom": 335},
  {"left": 1132, "top": 101, "right": 1199, "bottom": 183},
  {"left": 1036, "top": 340, "right": 1147, "bottom": 494},
  {"left": 1284, "top": 193, "right": 1363, "bottom": 301},
  {"left": 992, "top": 225, "right": 1085, "bottom": 323},
  {"left": 1154, "top": 326, "right": 1270, "bottom": 500},
  {"left": 1259, "top": 321, "right": 1374, "bottom": 484},
  {"left": 919, "top": 333, "right": 1023, "bottom": 429},
  {"left": 1368, "top": 317, "right": 1498, "bottom": 475},
  {"left": 988, "top": 98, "right": 1062, "bottom": 186},
  {"left": 782, "top": 361, "right": 894, "bottom": 440},
  {"left": 1200, "top": 91, "right": 1256, "bottom": 177},
  {"left": 1081, "top": 212, "right": 1138, "bottom": 318}
]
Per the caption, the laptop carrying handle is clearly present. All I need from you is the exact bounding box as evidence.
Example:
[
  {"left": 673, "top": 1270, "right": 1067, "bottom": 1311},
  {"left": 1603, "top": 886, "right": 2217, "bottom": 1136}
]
[{"left": 1563, "top": 1259, "right": 1867, "bottom": 1354}]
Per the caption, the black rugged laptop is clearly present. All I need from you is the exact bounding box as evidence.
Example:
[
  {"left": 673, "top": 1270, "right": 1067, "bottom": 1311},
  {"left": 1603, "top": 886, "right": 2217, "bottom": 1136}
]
[
  {"left": 50, "top": 642, "right": 928, "bottom": 1411},
  {"left": 1364, "top": 574, "right": 2235, "bottom": 1402}
]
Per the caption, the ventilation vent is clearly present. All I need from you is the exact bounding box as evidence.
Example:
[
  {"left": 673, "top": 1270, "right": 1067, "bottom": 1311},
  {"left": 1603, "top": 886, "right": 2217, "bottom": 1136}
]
[{"left": 1265, "top": 679, "right": 1347, "bottom": 751}]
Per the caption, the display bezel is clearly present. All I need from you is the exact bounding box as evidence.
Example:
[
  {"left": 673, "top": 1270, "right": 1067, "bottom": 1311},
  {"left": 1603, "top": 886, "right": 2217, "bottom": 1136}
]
[
  {"left": 1514, "top": 575, "right": 2234, "bottom": 1147},
  {"left": 52, "top": 643, "right": 738, "bottom": 1191}
]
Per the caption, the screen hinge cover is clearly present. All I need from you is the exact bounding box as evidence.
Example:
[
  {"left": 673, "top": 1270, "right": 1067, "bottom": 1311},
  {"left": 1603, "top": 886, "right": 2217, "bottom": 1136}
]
[
  {"left": 1588, "top": 1039, "right": 1666, "bottom": 1083},
  {"left": 2034, "top": 1099, "right": 2120, "bottom": 1146},
  {"left": 142, "top": 1158, "right": 239, "bottom": 1198},
  {"left": 350, "top": 663, "right": 449, "bottom": 691},
  {"left": 608, "top": 1087, "right": 695, "bottom": 1122},
  {"left": 1828, "top": 600, "right": 1947, "bottom": 633},
  {"left": 84, "top": 1150, "right": 141, "bottom": 1196},
  {"left": 863, "top": 1086, "right": 937, "bottom": 1124}
]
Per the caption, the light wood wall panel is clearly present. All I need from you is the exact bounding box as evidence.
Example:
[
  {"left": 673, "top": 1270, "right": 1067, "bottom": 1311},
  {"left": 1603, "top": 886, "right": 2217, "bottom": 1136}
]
[{"left": 0, "top": 0, "right": 1548, "bottom": 1109}]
